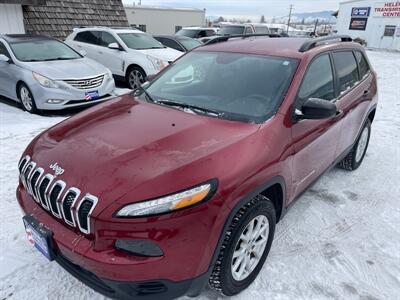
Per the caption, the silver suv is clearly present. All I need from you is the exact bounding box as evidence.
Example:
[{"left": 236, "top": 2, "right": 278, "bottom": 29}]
[{"left": 0, "top": 34, "right": 116, "bottom": 114}]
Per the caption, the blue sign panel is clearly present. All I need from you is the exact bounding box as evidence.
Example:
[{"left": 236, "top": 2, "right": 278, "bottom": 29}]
[{"left": 351, "top": 7, "right": 371, "bottom": 17}]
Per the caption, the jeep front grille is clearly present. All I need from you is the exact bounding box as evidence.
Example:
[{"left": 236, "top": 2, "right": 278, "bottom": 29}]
[
  {"left": 18, "top": 156, "right": 98, "bottom": 235},
  {"left": 64, "top": 74, "right": 104, "bottom": 90}
]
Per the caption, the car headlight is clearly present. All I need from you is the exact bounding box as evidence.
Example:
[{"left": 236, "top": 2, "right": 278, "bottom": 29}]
[
  {"left": 147, "top": 55, "right": 167, "bottom": 71},
  {"left": 116, "top": 180, "right": 217, "bottom": 217},
  {"left": 32, "top": 72, "right": 59, "bottom": 88}
]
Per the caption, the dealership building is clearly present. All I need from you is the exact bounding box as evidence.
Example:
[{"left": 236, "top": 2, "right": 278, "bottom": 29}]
[
  {"left": 336, "top": 0, "right": 400, "bottom": 50},
  {"left": 124, "top": 4, "right": 206, "bottom": 35}
]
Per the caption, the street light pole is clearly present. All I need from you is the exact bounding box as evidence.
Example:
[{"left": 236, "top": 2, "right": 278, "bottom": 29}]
[{"left": 287, "top": 4, "right": 294, "bottom": 34}]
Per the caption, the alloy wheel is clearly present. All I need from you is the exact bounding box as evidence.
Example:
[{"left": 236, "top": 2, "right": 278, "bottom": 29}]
[
  {"left": 355, "top": 126, "right": 369, "bottom": 163},
  {"left": 20, "top": 86, "right": 33, "bottom": 111},
  {"left": 128, "top": 69, "right": 145, "bottom": 90},
  {"left": 231, "top": 215, "right": 269, "bottom": 281}
]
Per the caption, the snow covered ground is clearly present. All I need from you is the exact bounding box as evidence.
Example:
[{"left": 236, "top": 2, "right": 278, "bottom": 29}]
[{"left": 0, "top": 50, "right": 399, "bottom": 300}]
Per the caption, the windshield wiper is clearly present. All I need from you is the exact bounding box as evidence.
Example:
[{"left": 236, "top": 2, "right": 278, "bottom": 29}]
[
  {"left": 133, "top": 84, "right": 156, "bottom": 103},
  {"left": 156, "top": 99, "right": 222, "bottom": 117}
]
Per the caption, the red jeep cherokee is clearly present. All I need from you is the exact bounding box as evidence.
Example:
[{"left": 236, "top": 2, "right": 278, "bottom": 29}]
[{"left": 16, "top": 35, "right": 377, "bottom": 299}]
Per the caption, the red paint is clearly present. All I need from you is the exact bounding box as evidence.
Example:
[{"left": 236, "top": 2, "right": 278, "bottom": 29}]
[{"left": 16, "top": 38, "right": 378, "bottom": 284}]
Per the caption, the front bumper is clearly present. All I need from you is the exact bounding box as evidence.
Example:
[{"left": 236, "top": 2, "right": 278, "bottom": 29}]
[
  {"left": 29, "top": 77, "right": 116, "bottom": 110},
  {"left": 56, "top": 253, "right": 208, "bottom": 300}
]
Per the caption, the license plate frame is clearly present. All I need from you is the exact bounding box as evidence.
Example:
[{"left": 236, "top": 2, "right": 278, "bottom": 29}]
[
  {"left": 23, "top": 215, "right": 55, "bottom": 261},
  {"left": 85, "top": 90, "right": 100, "bottom": 101}
]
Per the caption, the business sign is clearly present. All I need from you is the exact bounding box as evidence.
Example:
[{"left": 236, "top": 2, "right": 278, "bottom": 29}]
[
  {"left": 374, "top": 2, "right": 400, "bottom": 17},
  {"left": 349, "top": 18, "right": 369, "bottom": 30},
  {"left": 351, "top": 7, "right": 371, "bottom": 17}
]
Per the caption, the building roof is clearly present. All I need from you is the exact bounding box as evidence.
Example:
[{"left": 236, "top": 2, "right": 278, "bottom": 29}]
[
  {"left": 124, "top": 4, "right": 205, "bottom": 13},
  {"left": 23, "top": 0, "right": 129, "bottom": 40}
]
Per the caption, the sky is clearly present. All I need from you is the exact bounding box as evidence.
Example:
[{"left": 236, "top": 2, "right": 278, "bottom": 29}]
[{"left": 124, "top": 0, "right": 343, "bottom": 18}]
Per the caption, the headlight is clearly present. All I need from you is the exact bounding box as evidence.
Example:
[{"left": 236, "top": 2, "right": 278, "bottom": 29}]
[
  {"left": 32, "top": 72, "right": 59, "bottom": 88},
  {"left": 147, "top": 55, "right": 167, "bottom": 71},
  {"left": 116, "top": 180, "right": 217, "bottom": 217}
]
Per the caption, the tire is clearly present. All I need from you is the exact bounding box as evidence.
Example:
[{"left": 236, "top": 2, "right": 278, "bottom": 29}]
[
  {"left": 338, "top": 119, "right": 371, "bottom": 171},
  {"left": 209, "top": 194, "right": 276, "bottom": 296},
  {"left": 18, "top": 83, "right": 38, "bottom": 114},
  {"left": 126, "top": 66, "right": 146, "bottom": 90}
]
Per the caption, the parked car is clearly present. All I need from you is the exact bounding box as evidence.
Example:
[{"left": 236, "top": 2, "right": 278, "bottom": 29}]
[
  {"left": 199, "top": 23, "right": 271, "bottom": 43},
  {"left": 175, "top": 27, "right": 218, "bottom": 39},
  {"left": 0, "top": 34, "right": 116, "bottom": 113},
  {"left": 65, "top": 27, "right": 183, "bottom": 89},
  {"left": 153, "top": 35, "right": 202, "bottom": 52},
  {"left": 16, "top": 35, "right": 377, "bottom": 299}
]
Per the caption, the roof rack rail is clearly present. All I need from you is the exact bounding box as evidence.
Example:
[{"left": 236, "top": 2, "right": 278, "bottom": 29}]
[
  {"left": 299, "top": 35, "right": 352, "bottom": 52},
  {"left": 205, "top": 33, "right": 281, "bottom": 45}
]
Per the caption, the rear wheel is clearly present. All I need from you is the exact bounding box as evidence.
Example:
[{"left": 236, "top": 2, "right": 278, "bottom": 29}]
[
  {"left": 126, "top": 66, "right": 146, "bottom": 90},
  {"left": 209, "top": 194, "right": 276, "bottom": 296},
  {"left": 338, "top": 119, "right": 371, "bottom": 171},
  {"left": 18, "top": 83, "right": 38, "bottom": 114}
]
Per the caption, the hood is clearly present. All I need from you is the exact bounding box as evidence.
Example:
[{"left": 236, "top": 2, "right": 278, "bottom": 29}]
[
  {"left": 134, "top": 47, "right": 183, "bottom": 62},
  {"left": 26, "top": 95, "right": 260, "bottom": 213},
  {"left": 22, "top": 58, "right": 108, "bottom": 80}
]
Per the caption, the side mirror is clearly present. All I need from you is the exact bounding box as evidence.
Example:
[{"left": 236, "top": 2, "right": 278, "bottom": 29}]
[
  {"left": 0, "top": 54, "right": 10, "bottom": 63},
  {"left": 79, "top": 50, "right": 87, "bottom": 57},
  {"left": 296, "top": 98, "right": 337, "bottom": 120},
  {"left": 108, "top": 43, "right": 121, "bottom": 50}
]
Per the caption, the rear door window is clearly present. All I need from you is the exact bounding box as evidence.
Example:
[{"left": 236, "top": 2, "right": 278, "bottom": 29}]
[
  {"left": 354, "top": 51, "right": 371, "bottom": 79},
  {"left": 0, "top": 41, "right": 11, "bottom": 58},
  {"left": 74, "top": 31, "right": 100, "bottom": 45},
  {"left": 298, "top": 54, "right": 335, "bottom": 103},
  {"left": 332, "top": 51, "right": 359, "bottom": 94}
]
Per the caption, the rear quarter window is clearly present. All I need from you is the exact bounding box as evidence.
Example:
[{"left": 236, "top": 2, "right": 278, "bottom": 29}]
[
  {"left": 332, "top": 51, "right": 359, "bottom": 94},
  {"left": 354, "top": 51, "right": 371, "bottom": 79}
]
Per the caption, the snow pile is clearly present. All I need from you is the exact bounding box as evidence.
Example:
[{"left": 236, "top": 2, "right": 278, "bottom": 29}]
[{"left": 0, "top": 51, "right": 399, "bottom": 300}]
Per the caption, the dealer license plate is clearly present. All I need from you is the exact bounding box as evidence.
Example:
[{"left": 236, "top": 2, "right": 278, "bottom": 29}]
[
  {"left": 23, "top": 215, "right": 55, "bottom": 261},
  {"left": 85, "top": 90, "right": 100, "bottom": 101}
]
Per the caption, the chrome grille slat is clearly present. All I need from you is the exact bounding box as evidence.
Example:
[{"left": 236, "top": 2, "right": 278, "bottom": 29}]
[
  {"left": 18, "top": 156, "right": 98, "bottom": 235},
  {"left": 64, "top": 74, "right": 104, "bottom": 90}
]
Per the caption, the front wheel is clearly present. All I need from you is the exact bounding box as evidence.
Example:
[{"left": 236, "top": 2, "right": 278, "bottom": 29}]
[
  {"left": 126, "top": 66, "right": 146, "bottom": 90},
  {"left": 18, "top": 83, "right": 38, "bottom": 114},
  {"left": 209, "top": 194, "right": 276, "bottom": 296},
  {"left": 338, "top": 119, "right": 371, "bottom": 171}
]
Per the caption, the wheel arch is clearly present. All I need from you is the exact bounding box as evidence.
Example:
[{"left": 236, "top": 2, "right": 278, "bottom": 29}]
[
  {"left": 125, "top": 64, "right": 147, "bottom": 78},
  {"left": 367, "top": 107, "right": 376, "bottom": 123}
]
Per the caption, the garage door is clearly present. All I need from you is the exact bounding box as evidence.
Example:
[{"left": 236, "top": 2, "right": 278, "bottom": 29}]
[{"left": 0, "top": 4, "right": 25, "bottom": 34}]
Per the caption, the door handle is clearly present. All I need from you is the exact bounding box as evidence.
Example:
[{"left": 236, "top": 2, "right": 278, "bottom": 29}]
[
  {"left": 333, "top": 110, "right": 344, "bottom": 120},
  {"left": 363, "top": 90, "right": 371, "bottom": 97}
]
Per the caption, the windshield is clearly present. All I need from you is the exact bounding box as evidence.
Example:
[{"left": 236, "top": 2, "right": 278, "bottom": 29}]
[
  {"left": 118, "top": 33, "right": 164, "bottom": 50},
  {"left": 145, "top": 51, "right": 298, "bottom": 123},
  {"left": 180, "top": 38, "right": 202, "bottom": 50},
  {"left": 175, "top": 29, "right": 200, "bottom": 38},
  {"left": 10, "top": 40, "right": 81, "bottom": 62},
  {"left": 220, "top": 26, "right": 246, "bottom": 35}
]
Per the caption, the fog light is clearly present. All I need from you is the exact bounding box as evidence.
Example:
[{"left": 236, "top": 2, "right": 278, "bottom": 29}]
[
  {"left": 115, "top": 240, "right": 163, "bottom": 257},
  {"left": 46, "top": 99, "right": 64, "bottom": 104}
]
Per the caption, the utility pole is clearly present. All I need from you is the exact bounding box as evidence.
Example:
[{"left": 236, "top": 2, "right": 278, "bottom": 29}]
[{"left": 287, "top": 4, "right": 294, "bottom": 34}]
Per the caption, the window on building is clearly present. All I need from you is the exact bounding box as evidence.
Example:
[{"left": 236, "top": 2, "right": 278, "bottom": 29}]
[
  {"left": 354, "top": 51, "right": 371, "bottom": 79},
  {"left": 332, "top": 51, "right": 359, "bottom": 94},
  {"left": 298, "top": 54, "right": 335, "bottom": 103},
  {"left": 383, "top": 25, "right": 396, "bottom": 37},
  {"left": 175, "top": 26, "right": 182, "bottom": 33}
]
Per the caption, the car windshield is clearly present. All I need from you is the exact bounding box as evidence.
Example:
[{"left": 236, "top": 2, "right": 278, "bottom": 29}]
[
  {"left": 118, "top": 33, "right": 164, "bottom": 50},
  {"left": 10, "top": 39, "right": 81, "bottom": 62},
  {"left": 220, "top": 26, "right": 246, "bottom": 35},
  {"left": 179, "top": 38, "right": 202, "bottom": 50},
  {"left": 175, "top": 29, "right": 200, "bottom": 38},
  {"left": 144, "top": 51, "right": 298, "bottom": 123}
]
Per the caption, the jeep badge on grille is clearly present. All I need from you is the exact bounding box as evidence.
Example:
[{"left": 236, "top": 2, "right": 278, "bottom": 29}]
[{"left": 49, "top": 163, "right": 64, "bottom": 176}]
